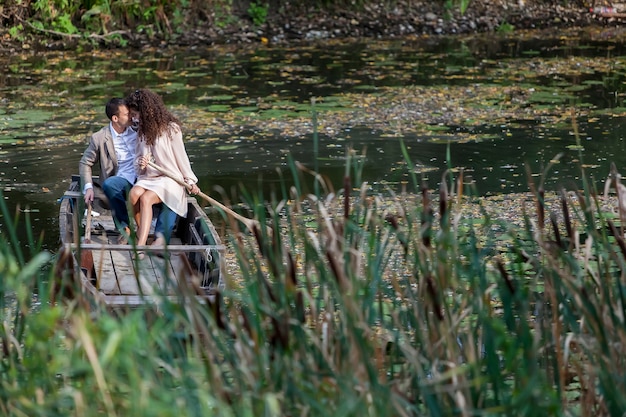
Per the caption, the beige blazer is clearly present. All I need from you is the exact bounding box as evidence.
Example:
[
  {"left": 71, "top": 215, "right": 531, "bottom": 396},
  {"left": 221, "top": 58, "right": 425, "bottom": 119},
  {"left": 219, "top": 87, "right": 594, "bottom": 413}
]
[{"left": 79, "top": 125, "right": 117, "bottom": 189}]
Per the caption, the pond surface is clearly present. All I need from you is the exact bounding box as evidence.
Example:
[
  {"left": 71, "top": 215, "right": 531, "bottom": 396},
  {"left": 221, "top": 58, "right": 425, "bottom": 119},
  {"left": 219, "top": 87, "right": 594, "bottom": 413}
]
[{"left": 3, "top": 26, "right": 626, "bottom": 251}]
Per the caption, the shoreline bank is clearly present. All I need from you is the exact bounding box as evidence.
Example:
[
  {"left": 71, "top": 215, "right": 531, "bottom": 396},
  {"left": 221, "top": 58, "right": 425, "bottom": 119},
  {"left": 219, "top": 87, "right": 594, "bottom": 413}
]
[{"left": 0, "top": 1, "right": 621, "bottom": 53}]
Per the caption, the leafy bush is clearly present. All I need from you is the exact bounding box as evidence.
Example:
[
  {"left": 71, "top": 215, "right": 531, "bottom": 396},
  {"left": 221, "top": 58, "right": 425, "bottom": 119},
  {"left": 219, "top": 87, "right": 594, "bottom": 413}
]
[
  {"left": 248, "top": 1, "right": 268, "bottom": 26},
  {"left": 32, "top": 0, "right": 80, "bottom": 34}
]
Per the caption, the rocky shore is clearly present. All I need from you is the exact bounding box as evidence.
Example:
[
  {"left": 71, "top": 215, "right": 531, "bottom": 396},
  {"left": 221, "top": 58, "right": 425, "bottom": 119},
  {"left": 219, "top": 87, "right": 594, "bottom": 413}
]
[{"left": 201, "top": 0, "right": 602, "bottom": 46}]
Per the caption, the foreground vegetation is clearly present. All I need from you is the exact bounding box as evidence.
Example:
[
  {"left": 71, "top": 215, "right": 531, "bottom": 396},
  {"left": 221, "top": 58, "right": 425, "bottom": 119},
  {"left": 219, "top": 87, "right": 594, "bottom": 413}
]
[{"left": 2, "top": 144, "right": 626, "bottom": 416}]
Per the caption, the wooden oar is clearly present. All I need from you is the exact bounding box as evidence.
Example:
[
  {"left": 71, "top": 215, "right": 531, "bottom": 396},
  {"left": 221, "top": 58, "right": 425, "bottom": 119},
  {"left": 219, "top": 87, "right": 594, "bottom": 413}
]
[
  {"left": 80, "top": 202, "right": 94, "bottom": 279},
  {"left": 146, "top": 160, "right": 264, "bottom": 233}
]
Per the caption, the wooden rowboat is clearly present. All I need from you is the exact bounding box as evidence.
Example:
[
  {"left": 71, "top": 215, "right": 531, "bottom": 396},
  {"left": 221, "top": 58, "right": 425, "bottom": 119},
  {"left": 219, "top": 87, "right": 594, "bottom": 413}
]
[{"left": 58, "top": 175, "right": 225, "bottom": 308}]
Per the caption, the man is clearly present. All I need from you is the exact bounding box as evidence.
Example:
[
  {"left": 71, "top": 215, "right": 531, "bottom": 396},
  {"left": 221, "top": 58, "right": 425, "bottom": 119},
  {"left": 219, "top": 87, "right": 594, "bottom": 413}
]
[{"left": 79, "top": 97, "right": 176, "bottom": 244}]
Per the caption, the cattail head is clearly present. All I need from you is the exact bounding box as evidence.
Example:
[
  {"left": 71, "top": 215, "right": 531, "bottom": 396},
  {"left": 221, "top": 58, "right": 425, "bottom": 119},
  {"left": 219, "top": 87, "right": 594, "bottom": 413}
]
[
  {"left": 385, "top": 213, "right": 399, "bottom": 230},
  {"left": 270, "top": 316, "right": 289, "bottom": 351},
  {"left": 439, "top": 180, "right": 448, "bottom": 227},
  {"left": 560, "top": 189, "right": 573, "bottom": 243},
  {"left": 421, "top": 181, "right": 430, "bottom": 208},
  {"left": 496, "top": 258, "right": 515, "bottom": 295},
  {"left": 286, "top": 251, "right": 297, "bottom": 293},
  {"left": 343, "top": 175, "right": 351, "bottom": 219},
  {"left": 425, "top": 274, "right": 443, "bottom": 321},
  {"left": 550, "top": 212, "right": 562, "bottom": 249},
  {"left": 422, "top": 207, "right": 433, "bottom": 248},
  {"left": 295, "top": 291, "right": 305, "bottom": 323},
  {"left": 537, "top": 186, "right": 545, "bottom": 230}
]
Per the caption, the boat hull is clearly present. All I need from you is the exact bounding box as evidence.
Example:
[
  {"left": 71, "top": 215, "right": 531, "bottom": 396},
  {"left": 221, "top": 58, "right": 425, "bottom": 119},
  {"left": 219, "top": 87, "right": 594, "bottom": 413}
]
[{"left": 58, "top": 176, "right": 224, "bottom": 308}]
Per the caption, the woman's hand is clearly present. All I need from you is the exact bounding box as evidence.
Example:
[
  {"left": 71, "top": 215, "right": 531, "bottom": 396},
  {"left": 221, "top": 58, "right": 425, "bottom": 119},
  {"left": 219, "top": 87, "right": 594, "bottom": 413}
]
[
  {"left": 137, "top": 154, "right": 151, "bottom": 170},
  {"left": 188, "top": 183, "right": 200, "bottom": 195}
]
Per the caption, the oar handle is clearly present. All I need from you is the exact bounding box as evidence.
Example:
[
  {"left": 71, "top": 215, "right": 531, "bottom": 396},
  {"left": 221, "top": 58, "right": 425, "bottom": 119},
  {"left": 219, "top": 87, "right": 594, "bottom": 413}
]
[
  {"left": 146, "top": 160, "right": 262, "bottom": 232},
  {"left": 85, "top": 202, "right": 92, "bottom": 240}
]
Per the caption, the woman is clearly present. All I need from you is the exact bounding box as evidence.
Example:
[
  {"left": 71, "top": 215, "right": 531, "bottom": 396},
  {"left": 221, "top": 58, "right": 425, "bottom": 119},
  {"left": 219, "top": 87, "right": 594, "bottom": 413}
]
[{"left": 125, "top": 89, "right": 200, "bottom": 258}]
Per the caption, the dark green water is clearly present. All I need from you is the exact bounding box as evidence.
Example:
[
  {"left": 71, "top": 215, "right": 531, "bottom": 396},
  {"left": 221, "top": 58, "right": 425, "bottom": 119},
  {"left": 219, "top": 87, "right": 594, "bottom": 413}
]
[{"left": 3, "top": 27, "right": 626, "bottom": 251}]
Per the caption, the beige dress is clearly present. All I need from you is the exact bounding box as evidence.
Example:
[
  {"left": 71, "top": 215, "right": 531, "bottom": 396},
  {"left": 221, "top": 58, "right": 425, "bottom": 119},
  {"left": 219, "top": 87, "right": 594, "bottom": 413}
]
[{"left": 135, "top": 123, "right": 197, "bottom": 217}]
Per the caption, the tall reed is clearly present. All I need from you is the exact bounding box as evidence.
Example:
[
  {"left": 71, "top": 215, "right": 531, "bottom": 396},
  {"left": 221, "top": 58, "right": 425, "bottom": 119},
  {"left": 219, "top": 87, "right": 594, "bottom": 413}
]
[{"left": 3, "top": 149, "right": 626, "bottom": 415}]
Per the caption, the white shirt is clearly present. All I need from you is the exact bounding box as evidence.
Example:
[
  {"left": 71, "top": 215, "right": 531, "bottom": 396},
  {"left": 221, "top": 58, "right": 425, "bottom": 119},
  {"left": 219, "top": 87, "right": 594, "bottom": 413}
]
[
  {"left": 110, "top": 123, "right": 138, "bottom": 185},
  {"left": 83, "top": 124, "right": 138, "bottom": 194}
]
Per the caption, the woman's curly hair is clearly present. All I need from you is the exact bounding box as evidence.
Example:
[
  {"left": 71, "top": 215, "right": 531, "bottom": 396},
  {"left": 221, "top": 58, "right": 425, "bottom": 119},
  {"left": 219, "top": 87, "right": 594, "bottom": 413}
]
[{"left": 125, "top": 89, "right": 181, "bottom": 145}]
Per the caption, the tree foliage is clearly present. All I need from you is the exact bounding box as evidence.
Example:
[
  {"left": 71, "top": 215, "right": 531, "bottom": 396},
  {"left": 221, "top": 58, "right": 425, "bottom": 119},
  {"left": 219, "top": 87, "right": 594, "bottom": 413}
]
[
  {"left": 1, "top": 0, "right": 237, "bottom": 43},
  {"left": 0, "top": 0, "right": 567, "bottom": 45}
]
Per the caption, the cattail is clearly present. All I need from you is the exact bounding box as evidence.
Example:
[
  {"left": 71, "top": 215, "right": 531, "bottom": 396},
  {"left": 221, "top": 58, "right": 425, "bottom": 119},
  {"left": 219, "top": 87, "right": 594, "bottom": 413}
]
[
  {"left": 496, "top": 258, "right": 515, "bottom": 295},
  {"left": 333, "top": 220, "right": 344, "bottom": 239},
  {"left": 550, "top": 212, "right": 563, "bottom": 249},
  {"left": 51, "top": 245, "right": 77, "bottom": 304},
  {"left": 385, "top": 213, "right": 399, "bottom": 229},
  {"left": 576, "top": 190, "right": 587, "bottom": 212},
  {"left": 286, "top": 251, "right": 297, "bottom": 293},
  {"left": 262, "top": 275, "right": 278, "bottom": 303},
  {"left": 608, "top": 220, "right": 626, "bottom": 260},
  {"left": 439, "top": 180, "right": 448, "bottom": 228},
  {"left": 513, "top": 247, "right": 530, "bottom": 263},
  {"left": 344, "top": 175, "right": 351, "bottom": 219},
  {"left": 386, "top": 214, "right": 408, "bottom": 254},
  {"left": 426, "top": 274, "right": 443, "bottom": 321},
  {"left": 295, "top": 291, "right": 305, "bottom": 323},
  {"left": 457, "top": 168, "right": 464, "bottom": 204},
  {"left": 253, "top": 220, "right": 280, "bottom": 280},
  {"left": 209, "top": 291, "right": 228, "bottom": 332},
  {"left": 560, "top": 189, "right": 573, "bottom": 243},
  {"left": 270, "top": 316, "right": 289, "bottom": 351},
  {"left": 422, "top": 207, "right": 433, "bottom": 248},
  {"left": 0, "top": 326, "right": 7, "bottom": 357},
  {"left": 240, "top": 309, "right": 257, "bottom": 344},
  {"left": 421, "top": 181, "right": 433, "bottom": 247},
  {"left": 421, "top": 180, "right": 430, "bottom": 207},
  {"left": 248, "top": 229, "right": 278, "bottom": 302},
  {"left": 537, "top": 186, "right": 545, "bottom": 230},
  {"left": 326, "top": 249, "right": 346, "bottom": 290},
  {"left": 580, "top": 286, "right": 589, "bottom": 302},
  {"left": 252, "top": 223, "right": 266, "bottom": 258}
]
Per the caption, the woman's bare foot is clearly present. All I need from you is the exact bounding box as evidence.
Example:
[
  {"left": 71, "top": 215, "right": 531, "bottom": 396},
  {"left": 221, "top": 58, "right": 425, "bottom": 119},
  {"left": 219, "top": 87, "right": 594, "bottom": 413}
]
[
  {"left": 132, "top": 251, "right": 145, "bottom": 261},
  {"left": 117, "top": 227, "right": 131, "bottom": 244}
]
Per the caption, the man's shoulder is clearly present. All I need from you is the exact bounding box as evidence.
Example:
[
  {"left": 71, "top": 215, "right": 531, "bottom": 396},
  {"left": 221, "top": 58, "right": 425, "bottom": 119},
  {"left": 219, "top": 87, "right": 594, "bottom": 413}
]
[{"left": 91, "top": 125, "right": 111, "bottom": 142}]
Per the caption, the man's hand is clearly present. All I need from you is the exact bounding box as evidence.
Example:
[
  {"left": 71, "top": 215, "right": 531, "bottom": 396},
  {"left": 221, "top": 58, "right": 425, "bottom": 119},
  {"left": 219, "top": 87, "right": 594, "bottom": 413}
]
[{"left": 84, "top": 188, "right": 94, "bottom": 204}]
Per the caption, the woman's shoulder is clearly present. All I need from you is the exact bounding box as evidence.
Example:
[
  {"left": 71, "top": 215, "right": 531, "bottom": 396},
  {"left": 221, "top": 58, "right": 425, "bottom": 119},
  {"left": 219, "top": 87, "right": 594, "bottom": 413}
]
[{"left": 165, "top": 122, "right": 182, "bottom": 139}]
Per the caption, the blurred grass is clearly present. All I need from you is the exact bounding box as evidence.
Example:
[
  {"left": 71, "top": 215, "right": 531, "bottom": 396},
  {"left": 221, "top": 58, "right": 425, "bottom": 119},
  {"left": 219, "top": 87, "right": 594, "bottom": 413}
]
[{"left": 3, "top": 148, "right": 626, "bottom": 416}]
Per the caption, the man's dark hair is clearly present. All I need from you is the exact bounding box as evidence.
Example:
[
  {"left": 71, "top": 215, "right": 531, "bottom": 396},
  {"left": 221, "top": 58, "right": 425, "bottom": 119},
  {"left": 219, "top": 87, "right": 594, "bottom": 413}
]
[{"left": 105, "top": 98, "right": 126, "bottom": 120}]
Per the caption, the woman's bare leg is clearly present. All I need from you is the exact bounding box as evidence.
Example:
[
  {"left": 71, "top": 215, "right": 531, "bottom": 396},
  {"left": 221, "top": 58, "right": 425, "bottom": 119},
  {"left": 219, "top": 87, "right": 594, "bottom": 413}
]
[
  {"left": 129, "top": 186, "right": 146, "bottom": 233},
  {"left": 136, "top": 190, "right": 162, "bottom": 246}
]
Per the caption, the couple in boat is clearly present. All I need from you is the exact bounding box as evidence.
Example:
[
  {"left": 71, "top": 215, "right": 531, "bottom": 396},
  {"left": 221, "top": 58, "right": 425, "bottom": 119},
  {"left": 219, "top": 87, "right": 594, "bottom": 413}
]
[{"left": 79, "top": 89, "right": 200, "bottom": 260}]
